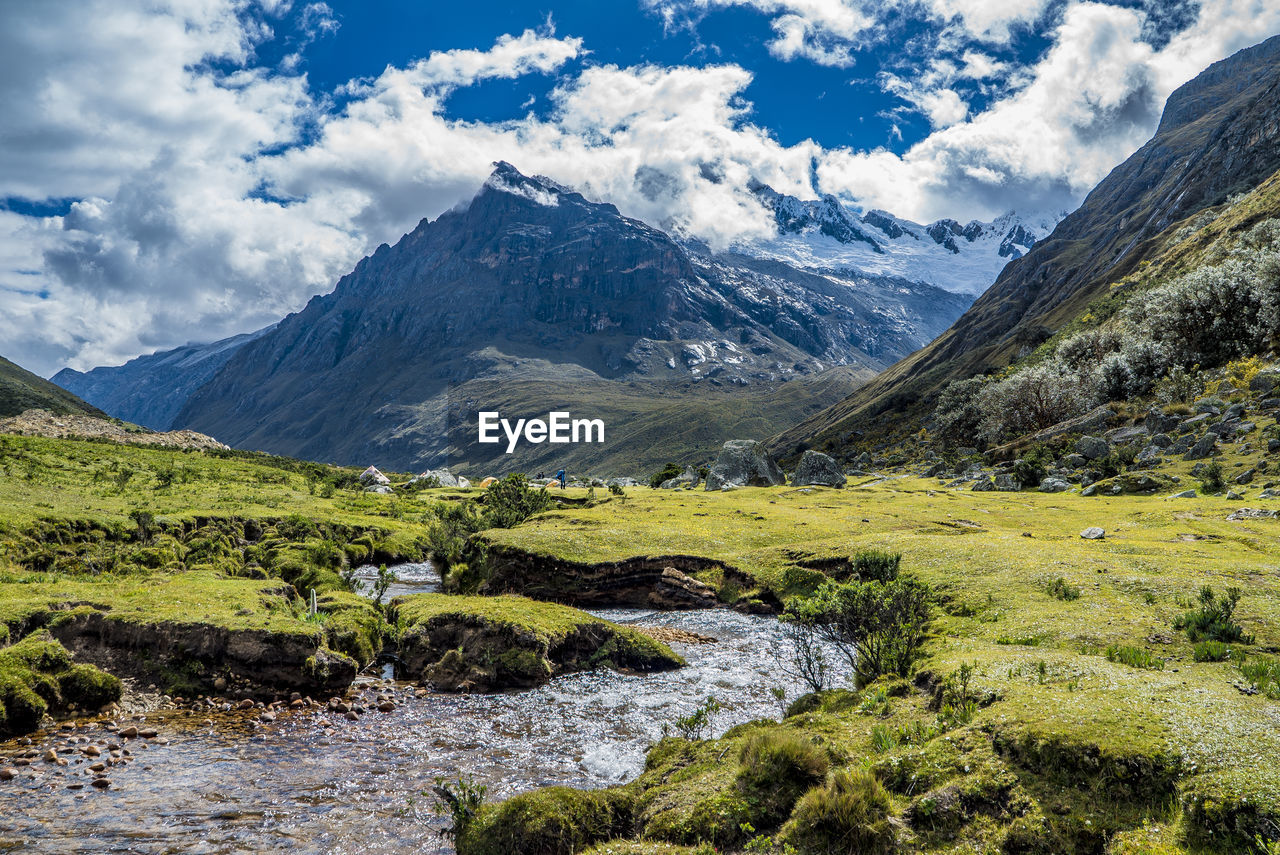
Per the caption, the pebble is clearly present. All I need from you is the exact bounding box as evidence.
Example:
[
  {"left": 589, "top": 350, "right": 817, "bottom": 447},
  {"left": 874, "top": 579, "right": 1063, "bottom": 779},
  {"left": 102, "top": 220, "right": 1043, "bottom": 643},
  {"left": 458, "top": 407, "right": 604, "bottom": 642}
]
[
  {"left": 0, "top": 768, "right": 15, "bottom": 781},
  {"left": 43, "top": 750, "right": 58, "bottom": 763},
  {"left": 67, "top": 782, "right": 84, "bottom": 790},
  {"left": 83, "top": 745, "right": 101, "bottom": 757},
  {"left": 344, "top": 711, "right": 359, "bottom": 722},
  {"left": 90, "top": 778, "right": 111, "bottom": 789},
  {"left": 138, "top": 728, "right": 158, "bottom": 739},
  {"left": 377, "top": 702, "right": 396, "bottom": 712},
  {"left": 89, "top": 762, "right": 106, "bottom": 773},
  {"left": 236, "top": 699, "right": 255, "bottom": 711},
  {"left": 260, "top": 712, "right": 276, "bottom": 723},
  {"left": 118, "top": 726, "right": 139, "bottom": 739}
]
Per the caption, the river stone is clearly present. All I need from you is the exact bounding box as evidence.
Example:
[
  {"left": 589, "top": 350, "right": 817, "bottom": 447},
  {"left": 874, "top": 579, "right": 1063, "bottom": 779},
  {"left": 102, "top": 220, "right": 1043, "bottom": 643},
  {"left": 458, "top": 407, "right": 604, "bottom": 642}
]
[
  {"left": 1080, "top": 527, "right": 1105, "bottom": 540},
  {"left": 1075, "top": 436, "right": 1110, "bottom": 460},
  {"left": 0, "top": 768, "right": 15, "bottom": 781},
  {"left": 790, "top": 450, "right": 846, "bottom": 488},
  {"left": 359, "top": 466, "right": 390, "bottom": 486},
  {"left": 1039, "top": 477, "right": 1071, "bottom": 493},
  {"left": 1183, "top": 433, "right": 1217, "bottom": 461},
  {"left": 660, "top": 466, "right": 700, "bottom": 489},
  {"left": 704, "top": 440, "right": 785, "bottom": 490}
]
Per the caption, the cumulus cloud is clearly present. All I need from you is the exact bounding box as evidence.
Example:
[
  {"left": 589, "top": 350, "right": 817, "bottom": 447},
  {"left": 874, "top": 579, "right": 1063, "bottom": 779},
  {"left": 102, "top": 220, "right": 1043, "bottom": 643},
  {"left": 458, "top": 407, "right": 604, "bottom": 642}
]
[{"left": 2, "top": 0, "right": 1280, "bottom": 377}]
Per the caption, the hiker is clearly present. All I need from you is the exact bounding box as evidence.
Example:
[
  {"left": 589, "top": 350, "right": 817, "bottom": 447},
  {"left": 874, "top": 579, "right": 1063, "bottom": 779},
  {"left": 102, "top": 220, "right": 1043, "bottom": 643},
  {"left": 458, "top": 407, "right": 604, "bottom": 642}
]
[{"left": 556, "top": 469, "right": 567, "bottom": 489}]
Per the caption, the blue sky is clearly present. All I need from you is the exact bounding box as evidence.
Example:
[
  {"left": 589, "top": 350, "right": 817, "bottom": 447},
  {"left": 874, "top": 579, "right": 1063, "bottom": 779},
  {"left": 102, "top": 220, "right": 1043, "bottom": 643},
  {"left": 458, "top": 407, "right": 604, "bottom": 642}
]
[{"left": 1, "top": 0, "right": 1278, "bottom": 376}]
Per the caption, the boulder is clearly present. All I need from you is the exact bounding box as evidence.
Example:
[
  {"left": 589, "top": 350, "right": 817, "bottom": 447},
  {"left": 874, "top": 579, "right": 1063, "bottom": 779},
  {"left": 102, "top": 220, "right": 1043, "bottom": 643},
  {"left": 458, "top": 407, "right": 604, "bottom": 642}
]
[
  {"left": 359, "top": 466, "right": 390, "bottom": 486},
  {"left": 995, "top": 474, "right": 1021, "bottom": 492},
  {"left": 1149, "top": 433, "right": 1173, "bottom": 449},
  {"left": 704, "top": 441, "right": 785, "bottom": 490},
  {"left": 365, "top": 484, "right": 393, "bottom": 495},
  {"left": 1039, "top": 477, "right": 1071, "bottom": 493},
  {"left": 607, "top": 477, "right": 639, "bottom": 488},
  {"left": 410, "top": 468, "right": 468, "bottom": 488},
  {"left": 660, "top": 466, "right": 700, "bottom": 490},
  {"left": 1226, "top": 490, "right": 1244, "bottom": 500},
  {"left": 1172, "top": 490, "right": 1197, "bottom": 499},
  {"left": 1183, "top": 433, "right": 1218, "bottom": 461},
  {"left": 1080, "top": 527, "right": 1105, "bottom": 540},
  {"left": 1227, "top": 508, "right": 1278, "bottom": 520},
  {"left": 1249, "top": 371, "right": 1280, "bottom": 394},
  {"left": 971, "top": 475, "right": 996, "bottom": 492},
  {"left": 790, "top": 450, "right": 846, "bottom": 488},
  {"left": 1145, "top": 408, "right": 1181, "bottom": 435}
]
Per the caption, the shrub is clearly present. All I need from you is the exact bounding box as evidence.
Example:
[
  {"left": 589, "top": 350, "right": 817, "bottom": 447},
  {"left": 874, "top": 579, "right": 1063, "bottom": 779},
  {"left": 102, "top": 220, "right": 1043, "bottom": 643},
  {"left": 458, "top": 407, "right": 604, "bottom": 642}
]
[
  {"left": 1192, "top": 640, "right": 1231, "bottom": 662},
  {"left": 1237, "top": 656, "right": 1280, "bottom": 699},
  {"left": 780, "top": 619, "right": 830, "bottom": 693},
  {"left": 931, "top": 377, "right": 990, "bottom": 444},
  {"left": 426, "top": 501, "right": 485, "bottom": 569},
  {"left": 433, "top": 774, "right": 487, "bottom": 842},
  {"left": 671, "top": 695, "right": 721, "bottom": 740},
  {"left": 1198, "top": 461, "right": 1225, "bottom": 494},
  {"left": 852, "top": 549, "right": 900, "bottom": 582},
  {"left": 1175, "top": 586, "right": 1253, "bottom": 644},
  {"left": 649, "top": 463, "right": 682, "bottom": 489},
  {"left": 484, "top": 474, "right": 553, "bottom": 529},
  {"left": 1046, "top": 576, "right": 1081, "bottom": 602},
  {"left": 455, "top": 786, "right": 634, "bottom": 855},
  {"left": 1105, "top": 644, "right": 1164, "bottom": 670},
  {"left": 788, "top": 576, "right": 931, "bottom": 688},
  {"left": 782, "top": 769, "right": 897, "bottom": 855},
  {"left": 975, "top": 363, "right": 1094, "bottom": 444},
  {"left": 737, "top": 730, "right": 830, "bottom": 827}
]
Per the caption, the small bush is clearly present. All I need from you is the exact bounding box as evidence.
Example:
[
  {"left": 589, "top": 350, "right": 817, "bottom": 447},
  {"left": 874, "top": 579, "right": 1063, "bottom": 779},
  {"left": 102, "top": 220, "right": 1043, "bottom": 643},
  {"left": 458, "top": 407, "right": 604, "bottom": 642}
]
[
  {"left": 649, "top": 463, "right": 682, "bottom": 489},
  {"left": 1197, "top": 461, "right": 1225, "bottom": 494},
  {"left": 484, "top": 474, "right": 553, "bottom": 529},
  {"left": 737, "top": 730, "right": 830, "bottom": 827},
  {"left": 1175, "top": 586, "right": 1253, "bottom": 644},
  {"left": 782, "top": 769, "right": 897, "bottom": 855},
  {"left": 1238, "top": 656, "right": 1280, "bottom": 700},
  {"left": 1046, "top": 577, "right": 1081, "bottom": 601},
  {"left": 787, "top": 576, "right": 931, "bottom": 688},
  {"left": 1105, "top": 644, "right": 1164, "bottom": 670},
  {"left": 852, "top": 550, "right": 900, "bottom": 582},
  {"left": 672, "top": 695, "right": 721, "bottom": 740},
  {"left": 456, "top": 786, "right": 633, "bottom": 855},
  {"left": 1192, "top": 640, "right": 1231, "bottom": 662}
]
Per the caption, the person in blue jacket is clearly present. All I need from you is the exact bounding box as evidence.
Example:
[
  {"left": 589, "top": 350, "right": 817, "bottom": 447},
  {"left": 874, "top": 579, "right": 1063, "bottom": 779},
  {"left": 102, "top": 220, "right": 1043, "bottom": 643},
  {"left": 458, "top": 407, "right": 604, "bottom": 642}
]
[{"left": 556, "top": 469, "right": 567, "bottom": 489}]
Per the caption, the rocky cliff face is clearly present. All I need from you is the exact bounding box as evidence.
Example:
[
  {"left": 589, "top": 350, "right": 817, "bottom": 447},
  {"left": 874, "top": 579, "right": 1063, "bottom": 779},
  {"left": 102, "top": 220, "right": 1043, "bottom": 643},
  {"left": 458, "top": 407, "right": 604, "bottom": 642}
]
[
  {"left": 172, "top": 162, "right": 969, "bottom": 472},
  {"left": 776, "top": 34, "right": 1280, "bottom": 456}
]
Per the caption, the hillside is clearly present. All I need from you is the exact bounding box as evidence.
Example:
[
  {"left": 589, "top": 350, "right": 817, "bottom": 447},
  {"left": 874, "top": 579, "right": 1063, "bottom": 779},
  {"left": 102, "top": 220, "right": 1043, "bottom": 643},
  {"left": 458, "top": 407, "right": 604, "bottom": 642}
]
[
  {"left": 0, "top": 355, "right": 103, "bottom": 419},
  {"left": 172, "top": 163, "right": 965, "bottom": 475},
  {"left": 776, "top": 34, "right": 1280, "bottom": 457}
]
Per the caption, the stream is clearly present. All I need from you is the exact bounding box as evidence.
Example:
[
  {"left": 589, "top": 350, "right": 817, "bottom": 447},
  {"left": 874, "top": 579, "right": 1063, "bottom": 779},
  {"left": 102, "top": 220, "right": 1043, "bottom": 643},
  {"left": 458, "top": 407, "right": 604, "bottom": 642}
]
[{"left": 0, "top": 563, "right": 849, "bottom": 854}]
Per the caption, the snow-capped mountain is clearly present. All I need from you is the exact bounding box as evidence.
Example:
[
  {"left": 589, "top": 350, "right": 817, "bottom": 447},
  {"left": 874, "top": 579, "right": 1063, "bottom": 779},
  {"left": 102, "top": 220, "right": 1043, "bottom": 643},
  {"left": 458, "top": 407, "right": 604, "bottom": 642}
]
[{"left": 743, "top": 182, "right": 1062, "bottom": 296}]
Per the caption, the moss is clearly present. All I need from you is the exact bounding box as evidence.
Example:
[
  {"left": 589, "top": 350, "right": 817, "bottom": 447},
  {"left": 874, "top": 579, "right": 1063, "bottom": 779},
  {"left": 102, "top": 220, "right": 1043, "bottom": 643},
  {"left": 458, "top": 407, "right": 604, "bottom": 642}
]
[
  {"left": 457, "top": 786, "right": 634, "bottom": 855},
  {"left": 318, "top": 591, "right": 385, "bottom": 667},
  {"left": 0, "top": 631, "right": 120, "bottom": 737}
]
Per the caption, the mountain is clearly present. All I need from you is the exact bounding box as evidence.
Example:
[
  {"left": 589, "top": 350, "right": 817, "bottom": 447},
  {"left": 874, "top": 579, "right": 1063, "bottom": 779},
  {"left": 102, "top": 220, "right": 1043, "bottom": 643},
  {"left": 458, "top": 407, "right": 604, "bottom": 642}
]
[
  {"left": 742, "top": 182, "right": 1059, "bottom": 295},
  {"left": 775, "top": 34, "right": 1280, "bottom": 457},
  {"left": 172, "top": 162, "right": 970, "bottom": 474},
  {"left": 53, "top": 326, "right": 275, "bottom": 431},
  {"left": 0, "top": 355, "right": 104, "bottom": 419}
]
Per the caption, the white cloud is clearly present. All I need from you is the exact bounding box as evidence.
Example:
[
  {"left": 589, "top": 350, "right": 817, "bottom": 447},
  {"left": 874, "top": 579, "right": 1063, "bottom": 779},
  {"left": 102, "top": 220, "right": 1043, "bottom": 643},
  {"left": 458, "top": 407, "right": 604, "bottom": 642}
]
[{"left": 2, "top": 0, "right": 1280, "bottom": 378}]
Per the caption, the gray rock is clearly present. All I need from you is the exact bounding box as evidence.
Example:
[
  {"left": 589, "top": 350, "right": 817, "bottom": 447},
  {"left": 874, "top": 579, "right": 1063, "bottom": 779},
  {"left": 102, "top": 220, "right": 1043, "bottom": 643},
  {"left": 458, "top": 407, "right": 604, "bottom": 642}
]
[
  {"left": 1250, "top": 371, "right": 1280, "bottom": 393},
  {"left": 1181, "top": 413, "right": 1213, "bottom": 430},
  {"left": 1170, "top": 436, "right": 1193, "bottom": 454},
  {"left": 1261, "top": 489, "right": 1280, "bottom": 499},
  {"left": 1039, "top": 477, "right": 1071, "bottom": 493},
  {"left": 1080, "top": 527, "right": 1105, "bottom": 539},
  {"left": 1150, "top": 433, "right": 1173, "bottom": 449},
  {"left": 661, "top": 466, "right": 700, "bottom": 489},
  {"left": 970, "top": 475, "right": 996, "bottom": 492},
  {"left": 1224, "top": 403, "right": 1247, "bottom": 420},
  {"left": 1183, "top": 433, "right": 1218, "bottom": 461},
  {"left": 956, "top": 447, "right": 978, "bottom": 457},
  {"left": 1226, "top": 490, "right": 1244, "bottom": 500},
  {"left": 1136, "top": 445, "right": 1163, "bottom": 463},
  {"left": 1271, "top": 439, "right": 1280, "bottom": 454},
  {"left": 1172, "top": 490, "right": 1198, "bottom": 498},
  {"left": 1061, "top": 453, "right": 1088, "bottom": 469},
  {"left": 1081, "top": 484, "right": 1099, "bottom": 497},
  {"left": 1227, "top": 507, "right": 1278, "bottom": 520},
  {"left": 1145, "top": 409, "right": 1181, "bottom": 434},
  {"left": 364, "top": 484, "right": 393, "bottom": 495},
  {"left": 1193, "top": 400, "right": 1222, "bottom": 416},
  {"left": 410, "top": 468, "right": 468, "bottom": 488},
  {"left": 995, "top": 474, "right": 1021, "bottom": 492},
  {"left": 854, "top": 451, "right": 873, "bottom": 469},
  {"left": 1237, "top": 421, "right": 1256, "bottom": 434},
  {"left": 791, "top": 450, "right": 846, "bottom": 488},
  {"left": 704, "top": 441, "right": 785, "bottom": 490},
  {"left": 607, "top": 477, "right": 639, "bottom": 488},
  {"left": 1235, "top": 470, "right": 1255, "bottom": 485}
]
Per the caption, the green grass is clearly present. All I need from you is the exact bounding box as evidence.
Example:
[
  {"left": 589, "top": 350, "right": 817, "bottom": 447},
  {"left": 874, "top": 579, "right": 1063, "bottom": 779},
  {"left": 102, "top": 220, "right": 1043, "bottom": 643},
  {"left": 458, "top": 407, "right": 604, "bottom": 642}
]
[{"left": 473, "top": 474, "right": 1280, "bottom": 852}]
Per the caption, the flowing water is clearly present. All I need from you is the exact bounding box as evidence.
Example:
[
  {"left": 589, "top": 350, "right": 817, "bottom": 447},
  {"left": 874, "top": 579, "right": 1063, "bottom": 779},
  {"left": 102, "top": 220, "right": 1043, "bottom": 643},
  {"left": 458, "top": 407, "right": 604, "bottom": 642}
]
[{"left": 0, "top": 564, "right": 849, "bottom": 854}]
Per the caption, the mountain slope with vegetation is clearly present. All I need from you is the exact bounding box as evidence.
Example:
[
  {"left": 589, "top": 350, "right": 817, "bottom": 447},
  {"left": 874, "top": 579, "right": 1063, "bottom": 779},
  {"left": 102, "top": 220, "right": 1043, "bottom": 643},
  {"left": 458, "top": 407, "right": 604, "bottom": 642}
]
[
  {"left": 0, "top": 356, "right": 103, "bottom": 420},
  {"left": 776, "top": 34, "right": 1280, "bottom": 458}
]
